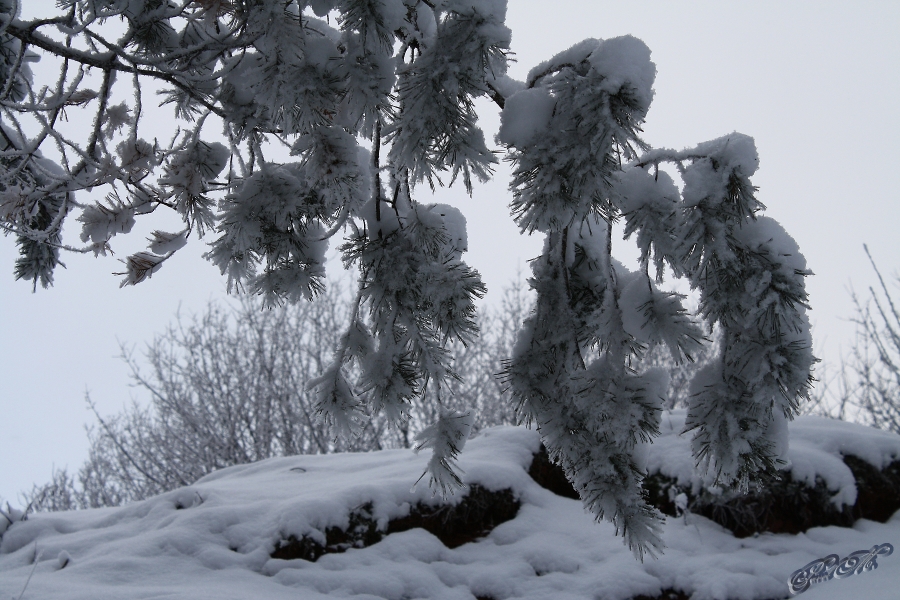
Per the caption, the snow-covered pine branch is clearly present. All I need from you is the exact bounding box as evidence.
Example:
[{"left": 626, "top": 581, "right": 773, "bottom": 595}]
[
  {"left": 499, "top": 37, "right": 814, "bottom": 559},
  {"left": 2, "top": 0, "right": 815, "bottom": 560},
  {"left": 620, "top": 136, "right": 816, "bottom": 491}
]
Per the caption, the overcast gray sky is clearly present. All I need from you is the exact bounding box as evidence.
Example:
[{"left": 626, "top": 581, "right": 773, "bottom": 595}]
[{"left": 2, "top": 1, "right": 899, "bottom": 503}]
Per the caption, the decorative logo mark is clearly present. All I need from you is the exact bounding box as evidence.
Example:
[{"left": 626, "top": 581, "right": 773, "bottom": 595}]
[{"left": 788, "top": 543, "right": 893, "bottom": 595}]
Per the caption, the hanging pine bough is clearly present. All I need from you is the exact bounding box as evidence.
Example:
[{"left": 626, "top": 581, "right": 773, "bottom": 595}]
[
  {"left": 496, "top": 36, "right": 814, "bottom": 559},
  {"left": 0, "top": 0, "right": 815, "bottom": 559}
]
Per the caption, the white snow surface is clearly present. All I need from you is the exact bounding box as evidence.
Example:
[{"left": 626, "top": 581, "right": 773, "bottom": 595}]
[
  {"left": 421, "top": 203, "right": 468, "bottom": 254},
  {"left": 526, "top": 38, "right": 600, "bottom": 87},
  {"left": 2, "top": 418, "right": 899, "bottom": 600},
  {"left": 496, "top": 87, "right": 556, "bottom": 148},
  {"left": 587, "top": 35, "right": 656, "bottom": 113},
  {"left": 731, "top": 215, "right": 808, "bottom": 276},
  {"left": 680, "top": 133, "right": 759, "bottom": 208}
]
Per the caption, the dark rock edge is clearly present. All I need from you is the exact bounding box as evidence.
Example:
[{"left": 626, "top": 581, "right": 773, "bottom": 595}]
[
  {"left": 529, "top": 444, "right": 900, "bottom": 538},
  {"left": 270, "top": 484, "right": 520, "bottom": 561}
]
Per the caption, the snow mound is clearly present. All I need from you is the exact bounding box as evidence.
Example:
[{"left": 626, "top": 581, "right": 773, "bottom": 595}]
[{"left": 2, "top": 422, "right": 899, "bottom": 600}]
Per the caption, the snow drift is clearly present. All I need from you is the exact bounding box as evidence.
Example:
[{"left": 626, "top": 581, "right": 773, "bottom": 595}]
[{"left": 2, "top": 412, "right": 899, "bottom": 600}]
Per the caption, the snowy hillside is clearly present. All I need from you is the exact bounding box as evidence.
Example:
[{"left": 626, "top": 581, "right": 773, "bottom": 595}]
[{"left": 2, "top": 412, "right": 899, "bottom": 600}]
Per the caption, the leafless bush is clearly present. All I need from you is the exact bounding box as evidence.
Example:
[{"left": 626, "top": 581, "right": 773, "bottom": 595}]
[
  {"left": 806, "top": 247, "right": 900, "bottom": 434},
  {"left": 26, "top": 280, "right": 529, "bottom": 510},
  {"left": 844, "top": 249, "right": 900, "bottom": 432},
  {"left": 26, "top": 285, "right": 374, "bottom": 509}
]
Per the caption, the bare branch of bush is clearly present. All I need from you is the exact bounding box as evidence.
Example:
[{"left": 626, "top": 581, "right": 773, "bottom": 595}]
[{"left": 805, "top": 246, "right": 900, "bottom": 434}]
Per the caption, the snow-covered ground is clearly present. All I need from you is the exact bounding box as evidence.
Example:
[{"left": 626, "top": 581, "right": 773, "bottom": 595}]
[{"left": 2, "top": 413, "right": 899, "bottom": 600}]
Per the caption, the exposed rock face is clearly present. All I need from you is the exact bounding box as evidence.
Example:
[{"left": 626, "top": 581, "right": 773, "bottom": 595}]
[
  {"left": 527, "top": 445, "right": 579, "bottom": 500},
  {"left": 531, "top": 445, "right": 900, "bottom": 538},
  {"left": 642, "top": 468, "right": 858, "bottom": 537},
  {"left": 844, "top": 455, "right": 900, "bottom": 523},
  {"left": 481, "top": 589, "right": 693, "bottom": 600},
  {"left": 631, "top": 590, "right": 690, "bottom": 600},
  {"left": 271, "top": 485, "right": 520, "bottom": 561},
  {"left": 385, "top": 485, "right": 520, "bottom": 548},
  {"left": 271, "top": 501, "right": 384, "bottom": 561},
  {"left": 676, "top": 475, "right": 854, "bottom": 537}
]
